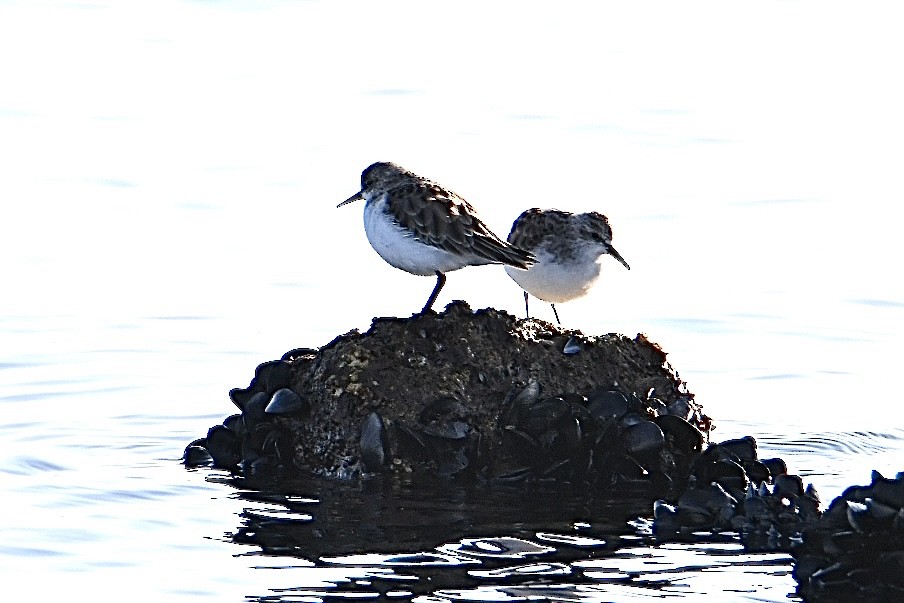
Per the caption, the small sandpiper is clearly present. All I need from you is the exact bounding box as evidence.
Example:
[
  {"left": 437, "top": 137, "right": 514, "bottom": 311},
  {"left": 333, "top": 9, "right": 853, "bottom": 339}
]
[
  {"left": 505, "top": 208, "right": 630, "bottom": 324},
  {"left": 339, "top": 162, "right": 535, "bottom": 314}
]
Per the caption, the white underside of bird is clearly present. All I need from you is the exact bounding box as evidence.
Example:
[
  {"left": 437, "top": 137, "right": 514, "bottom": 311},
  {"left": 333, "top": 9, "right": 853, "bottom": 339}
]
[
  {"left": 363, "top": 193, "right": 493, "bottom": 276},
  {"left": 504, "top": 244, "right": 604, "bottom": 304}
]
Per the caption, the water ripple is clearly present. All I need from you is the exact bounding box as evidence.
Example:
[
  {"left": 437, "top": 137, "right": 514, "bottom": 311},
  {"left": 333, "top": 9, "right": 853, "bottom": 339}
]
[
  {"left": 758, "top": 428, "right": 904, "bottom": 457},
  {"left": 2, "top": 455, "right": 69, "bottom": 475}
]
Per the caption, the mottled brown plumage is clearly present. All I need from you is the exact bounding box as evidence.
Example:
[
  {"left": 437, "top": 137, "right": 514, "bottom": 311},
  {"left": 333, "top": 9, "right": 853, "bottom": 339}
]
[
  {"left": 339, "top": 162, "right": 535, "bottom": 314},
  {"left": 505, "top": 207, "right": 629, "bottom": 324}
]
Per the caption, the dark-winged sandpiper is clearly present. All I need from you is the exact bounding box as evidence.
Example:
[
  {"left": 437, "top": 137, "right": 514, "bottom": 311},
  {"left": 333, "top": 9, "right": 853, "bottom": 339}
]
[
  {"left": 505, "top": 208, "right": 629, "bottom": 324},
  {"left": 339, "top": 162, "right": 535, "bottom": 314}
]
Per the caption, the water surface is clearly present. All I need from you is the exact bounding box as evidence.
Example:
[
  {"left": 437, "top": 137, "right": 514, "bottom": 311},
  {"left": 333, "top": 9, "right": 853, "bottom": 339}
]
[{"left": 2, "top": 1, "right": 903, "bottom": 600}]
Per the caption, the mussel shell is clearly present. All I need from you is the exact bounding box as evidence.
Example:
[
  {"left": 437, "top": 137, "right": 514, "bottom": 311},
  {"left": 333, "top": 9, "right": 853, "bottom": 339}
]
[
  {"left": 717, "top": 436, "right": 758, "bottom": 462},
  {"left": 183, "top": 438, "right": 213, "bottom": 467},
  {"left": 280, "top": 347, "right": 317, "bottom": 362},
  {"left": 205, "top": 425, "right": 242, "bottom": 468},
  {"left": 265, "top": 388, "right": 308, "bottom": 415},
  {"left": 243, "top": 391, "right": 269, "bottom": 422},
  {"left": 499, "top": 381, "right": 541, "bottom": 427},
  {"left": 562, "top": 335, "right": 582, "bottom": 355},
  {"left": 229, "top": 386, "right": 258, "bottom": 412},
  {"left": 707, "top": 458, "right": 749, "bottom": 495},
  {"left": 664, "top": 398, "right": 692, "bottom": 420},
  {"left": 774, "top": 473, "right": 805, "bottom": 499},
  {"left": 653, "top": 500, "right": 682, "bottom": 536},
  {"left": 655, "top": 414, "right": 705, "bottom": 454},
  {"left": 868, "top": 470, "right": 904, "bottom": 508},
  {"left": 846, "top": 500, "right": 871, "bottom": 533},
  {"left": 620, "top": 420, "right": 665, "bottom": 457},
  {"left": 847, "top": 498, "right": 899, "bottom": 534},
  {"left": 587, "top": 390, "right": 629, "bottom": 423},
  {"left": 223, "top": 413, "right": 245, "bottom": 436},
  {"left": 742, "top": 459, "right": 771, "bottom": 486},
  {"left": 760, "top": 457, "right": 787, "bottom": 480},
  {"left": 511, "top": 379, "right": 541, "bottom": 408},
  {"left": 360, "top": 411, "right": 387, "bottom": 473},
  {"left": 253, "top": 359, "right": 292, "bottom": 394}
]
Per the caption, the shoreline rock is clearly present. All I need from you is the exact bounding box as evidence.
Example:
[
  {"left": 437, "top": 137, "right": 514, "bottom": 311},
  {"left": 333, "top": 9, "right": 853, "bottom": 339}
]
[
  {"left": 187, "top": 301, "right": 707, "bottom": 494},
  {"left": 792, "top": 470, "right": 904, "bottom": 600},
  {"left": 184, "top": 302, "right": 904, "bottom": 599}
]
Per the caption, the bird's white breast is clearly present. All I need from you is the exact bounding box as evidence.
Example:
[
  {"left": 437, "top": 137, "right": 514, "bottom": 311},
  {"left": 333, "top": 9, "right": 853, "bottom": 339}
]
[
  {"left": 362, "top": 194, "right": 480, "bottom": 276},
  {"left": 505, "top": 245, "right": 604, "bottom": 303}
]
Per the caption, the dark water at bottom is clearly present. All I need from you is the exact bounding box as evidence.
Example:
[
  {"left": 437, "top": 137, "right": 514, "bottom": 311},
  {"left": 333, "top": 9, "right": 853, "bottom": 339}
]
[
  {"left": 177, "top": 418, "right": 904, "bottom": 602},
  {"left": 203, "top": 470, "right": 796, "bottom": 603}
]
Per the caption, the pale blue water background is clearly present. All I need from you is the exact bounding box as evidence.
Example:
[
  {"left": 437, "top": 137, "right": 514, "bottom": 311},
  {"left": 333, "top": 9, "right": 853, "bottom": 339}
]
[{"left": 2, "top": 1, "right": 904, "bottom": 600}]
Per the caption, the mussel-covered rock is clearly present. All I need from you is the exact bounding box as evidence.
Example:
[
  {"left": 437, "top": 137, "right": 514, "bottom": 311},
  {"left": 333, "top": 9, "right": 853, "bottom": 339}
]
[
  {"left": 652, "top": 434, "right": 820, "bottom": 548},
  {"left": 187, "top": 301, "right": 709, "bottom": 492},
  {"left": 793, "top": 470, "right": 904, "bottom": 601}
]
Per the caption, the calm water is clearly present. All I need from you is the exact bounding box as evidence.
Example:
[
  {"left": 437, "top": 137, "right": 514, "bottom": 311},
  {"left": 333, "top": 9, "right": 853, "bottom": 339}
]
[{"left": 2, "top": 1, "right": 903, "bottom": 600}]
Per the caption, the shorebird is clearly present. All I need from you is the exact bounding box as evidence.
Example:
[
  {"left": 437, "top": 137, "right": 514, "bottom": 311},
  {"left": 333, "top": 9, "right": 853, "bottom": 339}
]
[
  {"left": 505, "top": 208, "right": 630, "bottom": 324},
  {"left": 339, "top": 162, "right": 535, "bottom": 314}
]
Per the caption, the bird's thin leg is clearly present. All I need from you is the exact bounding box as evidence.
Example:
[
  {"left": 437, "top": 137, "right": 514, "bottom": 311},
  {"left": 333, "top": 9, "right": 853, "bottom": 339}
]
[
  {"left": 551, "top": 304, "right": 562, "bottom": 325},
  {"left": 523, "top": 291, "right": 530, "bottom": 319},
  {"left": 421, "top": 271, "right": 446, "bottom": 314}
]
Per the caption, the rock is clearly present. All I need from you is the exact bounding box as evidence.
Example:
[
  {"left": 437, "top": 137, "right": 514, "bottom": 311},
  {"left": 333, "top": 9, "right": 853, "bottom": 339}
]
[
  {"left": 187, "top": 301, "right": 708, "bottom": 497},
  {"left": 793, "top": 470, "right": 904, "bottom": 601},
  {"left": 652, "top": 434, "right": 821, "bottom": 550}
]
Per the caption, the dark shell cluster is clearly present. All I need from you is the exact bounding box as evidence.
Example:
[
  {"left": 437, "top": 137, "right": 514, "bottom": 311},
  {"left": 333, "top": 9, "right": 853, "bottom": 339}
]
[
  {"left": 184, "top": 367, "right": 709, "bottom": 495},
  {"left": 652, "top": 435, "right": 821, "bottom": 549},
  {"left": 183, "top": 349, "right": 315, "bottom": 476},
  {"left": 356, "top": 381, "right": 708, "bottom": 493},
  {"left": 793, "top": 470, "right": 904, "bottom": 601}
]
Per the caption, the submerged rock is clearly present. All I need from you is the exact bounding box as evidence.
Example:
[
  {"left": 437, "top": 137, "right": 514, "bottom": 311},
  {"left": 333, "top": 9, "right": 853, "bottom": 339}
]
[
  {"left": 793, "top": 470, "right": 904, "bottom": 602},
  {"left": 652, "top": 434, "right": 821, "bottom": 549},
  {"left": 187, "top": 301, "right": 707, "bottom": 496}
]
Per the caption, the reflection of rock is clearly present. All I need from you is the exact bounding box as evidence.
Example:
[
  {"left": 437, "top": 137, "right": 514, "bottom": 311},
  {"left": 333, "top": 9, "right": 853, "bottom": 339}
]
[
  {"left": 187, "top": 301, "right": 709, "bottom": 498},
  {"left": 793, "top": 470, "right": 904, "bottom": 601}
]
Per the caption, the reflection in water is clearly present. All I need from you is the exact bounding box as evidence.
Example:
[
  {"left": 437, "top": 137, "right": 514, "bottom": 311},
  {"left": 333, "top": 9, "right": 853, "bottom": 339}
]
[{"left": 212, "top": 473, "right": 795, "bottom": 602}]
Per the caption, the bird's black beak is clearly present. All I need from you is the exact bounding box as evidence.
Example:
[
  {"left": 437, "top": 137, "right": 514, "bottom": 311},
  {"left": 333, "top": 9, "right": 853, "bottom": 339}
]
[
  {"left": 610, "top": 246, "right": 630, "bottom": 270},
  {"left": 337, "top": 191, "right": 364, "bottom": 208}
]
